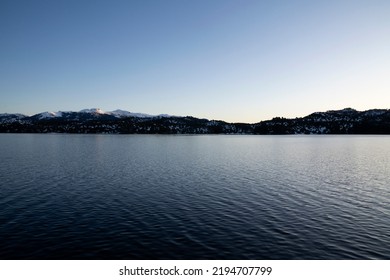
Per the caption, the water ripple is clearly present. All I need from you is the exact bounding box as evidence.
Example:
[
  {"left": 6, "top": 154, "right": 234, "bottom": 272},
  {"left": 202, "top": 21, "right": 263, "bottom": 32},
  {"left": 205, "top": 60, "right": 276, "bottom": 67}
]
[{"left": 0, "top": 134, "right": 389, "bottom": 259}]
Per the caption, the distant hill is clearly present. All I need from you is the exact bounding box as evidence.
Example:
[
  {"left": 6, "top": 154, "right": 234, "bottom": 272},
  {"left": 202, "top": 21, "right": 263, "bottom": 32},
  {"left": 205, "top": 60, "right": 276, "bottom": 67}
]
[{"left": 1, "top": 108, "right": 390, "bottom": 134}]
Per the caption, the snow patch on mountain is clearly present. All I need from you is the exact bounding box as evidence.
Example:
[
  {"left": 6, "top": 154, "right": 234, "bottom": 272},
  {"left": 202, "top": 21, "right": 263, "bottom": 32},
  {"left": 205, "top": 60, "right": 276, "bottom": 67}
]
[
  {"left": 37, "top": 111, "right": 63, "bottom": 119},
  {"left": 79, "top": 108, "right": 106, "bottom": 114},
  {"left": 0, "top": 113, "right": 27, "bottom": 124},
  {"left": 107, "top": 109, "right": 177, "bottom": 118},
  {"left": 108, "top": 109, "right": 154, "bottom": 118}
]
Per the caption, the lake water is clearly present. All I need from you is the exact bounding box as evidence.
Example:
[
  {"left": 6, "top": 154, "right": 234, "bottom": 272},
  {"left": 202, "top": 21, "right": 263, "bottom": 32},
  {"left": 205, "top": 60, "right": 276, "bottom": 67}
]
[{"left": 0, "top": 134, "right": 389, "bottom": 259}]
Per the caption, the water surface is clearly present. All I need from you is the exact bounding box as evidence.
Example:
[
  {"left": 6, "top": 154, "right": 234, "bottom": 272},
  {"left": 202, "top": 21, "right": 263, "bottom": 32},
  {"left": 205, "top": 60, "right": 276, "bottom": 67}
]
[{"left": 0, "top": 134, "right": 389, "bottom": 259}]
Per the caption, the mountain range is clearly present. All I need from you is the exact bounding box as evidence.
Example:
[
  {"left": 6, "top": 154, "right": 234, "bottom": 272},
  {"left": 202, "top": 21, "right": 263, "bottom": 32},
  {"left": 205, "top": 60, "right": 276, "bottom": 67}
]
[{"left": 1, "top": 108, "right": 390, "bottom": 134}]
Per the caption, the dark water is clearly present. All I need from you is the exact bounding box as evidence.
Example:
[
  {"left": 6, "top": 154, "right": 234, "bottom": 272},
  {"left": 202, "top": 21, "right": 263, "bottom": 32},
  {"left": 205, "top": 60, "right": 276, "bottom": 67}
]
[{"left": 0, "top": 134, "right": 389, "bottom": 259}]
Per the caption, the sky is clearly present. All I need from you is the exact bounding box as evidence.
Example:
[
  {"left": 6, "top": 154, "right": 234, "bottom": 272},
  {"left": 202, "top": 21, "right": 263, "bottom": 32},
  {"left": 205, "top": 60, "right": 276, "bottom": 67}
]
[{"left": 1, "top": 0, "right": 389, "bottom": 123}]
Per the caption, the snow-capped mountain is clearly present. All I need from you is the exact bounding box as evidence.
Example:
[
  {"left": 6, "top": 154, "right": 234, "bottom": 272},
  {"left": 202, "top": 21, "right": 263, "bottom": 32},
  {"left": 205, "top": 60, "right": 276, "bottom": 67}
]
[
  {"left": 107, "top": 109, "right": 154, "bottom": 118},
  {"left": 107, "top": 109, "right": 176, "bottom": 118},
  {"left": 0, "top": 113, "right": 27, "bottom": 118},
  {"left": 79, "top": 108, "right": 106, "bottom": 115},
  {"left": 35, "top": 111, "right": 64, "bottom": 119},
  {"left": 0, "top": 113, "right": 27, "bottom": 124},
  {"left": 1, "top": 108, "right": 389, "bottom": 134},
  {"left": 2, "top": 108, "right": 177, "bottom": 121},
  {"left": 26, "top": 108, "right": 174, "bottom": 121}
]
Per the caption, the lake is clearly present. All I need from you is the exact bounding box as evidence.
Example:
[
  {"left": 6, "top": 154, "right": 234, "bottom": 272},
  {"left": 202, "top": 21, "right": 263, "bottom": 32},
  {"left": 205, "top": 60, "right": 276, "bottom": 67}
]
[{"left": 0, "top": 134, "right": 389, "bottom": 259}]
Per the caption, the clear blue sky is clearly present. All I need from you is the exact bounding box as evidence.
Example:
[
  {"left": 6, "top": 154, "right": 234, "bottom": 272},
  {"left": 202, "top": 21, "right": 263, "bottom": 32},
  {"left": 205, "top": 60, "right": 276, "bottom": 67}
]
[{"left": 1, "top": 0, "right": 389, "bottom": 122}]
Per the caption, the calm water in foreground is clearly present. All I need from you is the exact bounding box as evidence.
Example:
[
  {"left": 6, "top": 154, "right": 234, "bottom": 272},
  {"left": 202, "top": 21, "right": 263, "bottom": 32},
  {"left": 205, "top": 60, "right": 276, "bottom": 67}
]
[{"left": 0, "top": 134, "right": 389, "bottom": 259}]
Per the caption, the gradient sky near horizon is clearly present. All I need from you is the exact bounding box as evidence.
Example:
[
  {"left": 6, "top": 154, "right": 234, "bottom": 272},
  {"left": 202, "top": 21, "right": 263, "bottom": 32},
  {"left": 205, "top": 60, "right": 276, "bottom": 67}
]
[{"left": 1, "top": 0, "right": 389, "bottom": 122}]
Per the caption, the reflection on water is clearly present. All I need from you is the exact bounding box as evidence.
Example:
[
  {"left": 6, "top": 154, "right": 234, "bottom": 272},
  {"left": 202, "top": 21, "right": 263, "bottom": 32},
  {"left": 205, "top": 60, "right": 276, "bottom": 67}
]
[{"left": 0, "top": 134, "right": 389, "bottom": 259}]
